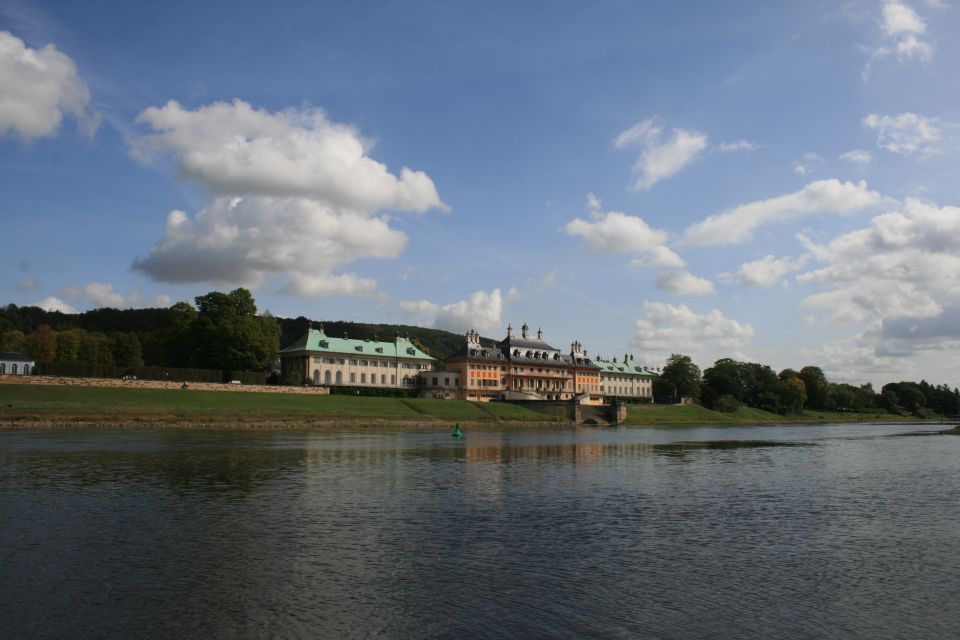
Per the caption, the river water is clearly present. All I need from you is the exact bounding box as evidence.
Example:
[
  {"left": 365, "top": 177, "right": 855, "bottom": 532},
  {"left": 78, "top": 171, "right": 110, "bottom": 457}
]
[{"left": 1, "top": 423, "right": 958, "bottom": 639}]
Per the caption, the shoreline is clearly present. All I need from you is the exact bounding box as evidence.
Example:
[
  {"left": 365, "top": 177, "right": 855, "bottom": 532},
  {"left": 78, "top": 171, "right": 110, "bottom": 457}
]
[{"left": 0, "top": 376, "right": 936, "bottom": 431}]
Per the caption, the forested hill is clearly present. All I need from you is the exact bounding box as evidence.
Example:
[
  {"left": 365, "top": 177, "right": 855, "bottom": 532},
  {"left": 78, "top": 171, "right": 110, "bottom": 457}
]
[{"left": 0, "top": 303, "right": 473, "bottom": 362}]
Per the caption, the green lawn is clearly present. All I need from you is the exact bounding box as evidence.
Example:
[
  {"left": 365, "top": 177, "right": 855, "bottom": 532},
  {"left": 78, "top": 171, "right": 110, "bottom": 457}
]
[{"left": 0, "top": 384, "right": 552, "bottom": 426}]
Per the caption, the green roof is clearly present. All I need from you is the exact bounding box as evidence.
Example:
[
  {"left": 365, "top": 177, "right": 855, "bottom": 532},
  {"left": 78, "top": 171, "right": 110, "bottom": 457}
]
[
  {"left": 281, "top": 328, "right": 435, "bottom": 361},
  {"left": 594, "top": 357, "right": 658, "bottom": 377}
]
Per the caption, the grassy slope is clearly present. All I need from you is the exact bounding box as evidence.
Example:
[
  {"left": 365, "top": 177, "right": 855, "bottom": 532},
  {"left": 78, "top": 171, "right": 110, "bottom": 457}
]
[
  {"left": 0, "top": 384, "right": 554, "bottom": 426},
  {"left": 624, "top": 403, "right": 908, "bottom": 426}
]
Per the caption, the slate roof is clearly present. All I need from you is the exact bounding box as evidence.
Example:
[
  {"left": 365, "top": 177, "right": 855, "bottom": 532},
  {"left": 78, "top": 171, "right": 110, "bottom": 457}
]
[
  {"left": 594, "top": 357, "right": 658, "bottom": 377},
  {"left": 447, "top": 337, "right": 600, "bottom": 372},
  {"left": 0, "top": 352, "right": 34, "bottom": 362},
  {"left": 280, "top": 329, "right": 434, "bottom": 362}
]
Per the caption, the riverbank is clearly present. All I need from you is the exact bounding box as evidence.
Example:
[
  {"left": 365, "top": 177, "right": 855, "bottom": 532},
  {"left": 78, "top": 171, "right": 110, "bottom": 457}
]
[{"left": 0, "top": 378, "right": 926, "bottom": 430}]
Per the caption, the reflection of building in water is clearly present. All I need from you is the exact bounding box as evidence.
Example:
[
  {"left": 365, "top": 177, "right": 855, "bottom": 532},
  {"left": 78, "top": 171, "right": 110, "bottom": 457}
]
[
  {"left": 429, "top": 324, "right": 606, "bottom": 404},
  {"left": 465, "top": 441, "right": 655, "bottom": 465}
]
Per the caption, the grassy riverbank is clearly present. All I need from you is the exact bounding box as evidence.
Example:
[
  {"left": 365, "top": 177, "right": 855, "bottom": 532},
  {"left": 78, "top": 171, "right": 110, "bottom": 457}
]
[{"left": 0, "top": 382, "right": 923, "bottom": 429}]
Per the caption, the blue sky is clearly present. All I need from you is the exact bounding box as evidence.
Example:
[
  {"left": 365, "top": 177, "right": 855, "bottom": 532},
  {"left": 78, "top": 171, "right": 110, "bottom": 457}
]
[{"left": 2, "top": 0, "right": 959, "bottom": 387}]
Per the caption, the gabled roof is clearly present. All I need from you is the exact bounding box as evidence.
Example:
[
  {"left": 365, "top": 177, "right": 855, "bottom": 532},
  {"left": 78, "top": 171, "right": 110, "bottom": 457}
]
[{"left": 281, "top": 329, "right": 435, "bottom": 361}]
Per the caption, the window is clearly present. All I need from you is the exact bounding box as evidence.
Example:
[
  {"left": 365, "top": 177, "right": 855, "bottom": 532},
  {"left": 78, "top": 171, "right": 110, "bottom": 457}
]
[
  {"left": 391, "top": 375, "right": 396, "bottom": 384},
  {"left": 361, "top": 373, "right": 366, "bottom": 384},
  {"left": 336, "top": 371, "right": 343, "bottom": 384},
  {"left": 11, "top": 364, "right": 17, "bottom": 374},
  {"left": 359, "top": 360, "right": 367, "bottom": 366},
  {"left": 444, "top": 377, "right": 450, "bottom": 386},
  {"left": 350, "top": 372, "right": 356, "bottom": 383},
  {"left": 324, "top": 358, "right": 335, "bottom": 364},
  {"left": 381, "top": 374, "right": 386, "bottom": 385},
  {"left": 312, "top": 356, "right": 322, "bottom": 364},
  {"left": 338, "top": 358, "right": 345, "bottom": 365},
  {"left": 432, "top": 377, "right": 438, "bottom": 386},
  {"left": 324, "top": 370, "right": 332, "bottom": 385},
  {"left": 22, "top": 365, "right": 29, "bottom": 375}
]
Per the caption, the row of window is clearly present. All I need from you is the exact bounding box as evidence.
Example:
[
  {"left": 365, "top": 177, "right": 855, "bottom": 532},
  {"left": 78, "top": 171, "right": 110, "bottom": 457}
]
[
  {"left": 0, "top": 363, "right": 29, "bottom": 375},
  {"left": 311, "top": 369, "right": 418, "bottom": 387},
  {"left": 310, "top": 356, "right": 429, "bottom": 370}
]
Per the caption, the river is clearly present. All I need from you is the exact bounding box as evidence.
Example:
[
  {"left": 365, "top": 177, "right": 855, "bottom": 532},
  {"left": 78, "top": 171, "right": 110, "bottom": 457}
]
[{"left": 1, "top": 422, "right": 958, "bottom": 639}]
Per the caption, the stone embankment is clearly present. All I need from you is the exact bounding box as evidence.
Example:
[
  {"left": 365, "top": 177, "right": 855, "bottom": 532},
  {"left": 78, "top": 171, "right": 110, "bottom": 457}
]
[{"left": 0, "top": 375, "right": 330, "bottom": 395}]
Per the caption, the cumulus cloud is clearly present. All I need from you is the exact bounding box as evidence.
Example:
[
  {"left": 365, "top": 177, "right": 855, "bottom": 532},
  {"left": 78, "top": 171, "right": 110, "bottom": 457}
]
[
  {"left": 863, "top": 112, "right": 941, "bottom": 157},
  {"left": 564, "top": 193, "right": 685, "bottom": 267},
  {"left": 614, "top": 117, "right": 708, "bottom": 190},
  {"left": 400, "top": 289, "right": 505, "bottom": 333},
  {"left": 655, "top": 271, "right": 715, "bottom": 295},
  {"left": 0, "top": 31, "right": 98, "bottom": 140},
  {"left": 801, "top": 336, "right": 912, "bottom": 384},
  {"left": 33, "top": 296, "right": 78, "bottom": 314},
  {"left": 796, "top": 198, "right": 960, "bottom": 335},
  {"left": 134, "top": 197, "right": 403, "bottom": 296},
  {"left": 839, "top": 149, "right": 874, "bottom": 167},
  {"left": 57, "top": 282, "right": 172, "bottom": 309},
  {"left": 131, "top": 100, "right": 447, "bottom": 297},
  {"left": 683, "top": 179, "right": 884, "bottom": 246},
  {"left": 630, "top": 301, "right": 754, "bottom": 353},
  {"left": 881, "top": 304, "right": 960, "bottom": 353},
  {"left": 863, "top": 1, "right": 934, "bottom": 75},
  {"left": 736, "top": 254, "right": 809, "bottom": 288}
]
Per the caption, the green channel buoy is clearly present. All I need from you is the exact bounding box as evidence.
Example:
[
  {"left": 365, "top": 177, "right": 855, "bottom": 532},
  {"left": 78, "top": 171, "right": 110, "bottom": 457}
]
[{"left": 453, "top": 423, "right": 462, "bottom": 438}]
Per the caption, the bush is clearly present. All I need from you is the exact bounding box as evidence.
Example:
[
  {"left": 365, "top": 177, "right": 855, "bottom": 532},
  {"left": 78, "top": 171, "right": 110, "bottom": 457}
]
[{"left": 716, "top": 394, "right": 740, "bottom": 413}]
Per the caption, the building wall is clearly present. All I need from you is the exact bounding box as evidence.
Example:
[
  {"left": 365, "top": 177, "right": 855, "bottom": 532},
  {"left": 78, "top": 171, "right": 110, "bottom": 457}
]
[{"left": 284, "top": 351, "right": 432, "bottom": 388}]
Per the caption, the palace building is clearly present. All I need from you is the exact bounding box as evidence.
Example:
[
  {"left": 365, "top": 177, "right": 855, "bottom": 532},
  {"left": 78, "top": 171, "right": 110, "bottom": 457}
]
[
  {"left": 280, "top": 327, "right": 434, "bottom": 388},
  {"left": 439, "top": 323, "right": 603, "bottom": 403},
  {"left": 595, "top": 354, "right": 657, "bottom": 401}
]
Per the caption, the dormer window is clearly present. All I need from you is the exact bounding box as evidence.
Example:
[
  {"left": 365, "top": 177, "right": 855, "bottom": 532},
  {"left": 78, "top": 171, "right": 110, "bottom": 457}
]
[
  {"left": 355, "top": 345, "right": 363, "bottom": 351},
  {"left": 375, "top": 347, "right": 383, "bottom": 353}
]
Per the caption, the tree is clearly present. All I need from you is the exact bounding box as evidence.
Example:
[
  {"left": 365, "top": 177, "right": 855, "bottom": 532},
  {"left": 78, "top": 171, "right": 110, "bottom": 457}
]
[
  {"left": 190, "top": 288, "right": 279, "bottom": 371},
  {"left": 780, "top": 377, "right": 807, "bottom": 414},
  {"left": 660, "top": 354, "right": 702, "bottom": 403},
  {"left": 799, "top": 366, "right": 829, "bottom": 410},
  {"left": 26, "top": 325, "right": 57, "bottom": 362},
  {"left": 2, "top": 330, "right": 26, "bottom": 353},
  {"left": 55, "top": 329, "right": 84, "bottom": 363},
  {"left": 113, "top": 332, "right": 144, "bottom": 370}
]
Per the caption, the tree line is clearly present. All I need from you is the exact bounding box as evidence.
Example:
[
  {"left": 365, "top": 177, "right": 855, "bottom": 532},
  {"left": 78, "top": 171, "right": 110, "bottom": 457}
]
[
  {"left": 1, "top": 288, "right": 470, "bottom": 377},
  {"left": 654, "top": 354, "right": 960, "bottom": 418}
]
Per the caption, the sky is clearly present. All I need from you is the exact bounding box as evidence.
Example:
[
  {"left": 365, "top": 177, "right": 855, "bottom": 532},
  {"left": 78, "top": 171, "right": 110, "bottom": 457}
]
[{"left": 2, "top": 0, "right": 959, "bottom": 388}]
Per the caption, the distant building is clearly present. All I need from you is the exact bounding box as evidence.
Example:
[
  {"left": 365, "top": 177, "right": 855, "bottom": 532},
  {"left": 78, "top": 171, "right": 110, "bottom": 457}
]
[
  {"left": 0, "top": 352, "right": 35, "bottom": 376},
  {"left": 418, "top": 370, "right": 461, "bottom": 399},
  {"left": 595, "top": 354, "right": 657, "bottom": 401},
  {"left": 280, "top": 327, "right": 435, "bottom": 388},
  {"left": 438, "top": 324, "right": 602, "bottom": 403}
]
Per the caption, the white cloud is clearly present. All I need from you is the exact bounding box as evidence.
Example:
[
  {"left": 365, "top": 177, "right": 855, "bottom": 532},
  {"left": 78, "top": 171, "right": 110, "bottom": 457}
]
[
  {"left": 737, "top": 254, "right": 809, "bottom": 288},
  {"left": 715, "top": 139, "right": 759, "bottom": 153},
  {"left": 797, "top": 198, "right": 960, "bottom": 331},
  {"left": 614, "top": 117, "right": 708, "bottom": 190},
  {"left": 683, "top": 179, "right": 884, "bottom": 246},
  {"left": 435, "top": 289, "right": 505, "bottom": 333},
  {"left": 132, "top": 100, "right": 447, "bottom": 297},
  {"left": 839, "top": 149, "right": 874, "bottom": 167},
  {"left": 863, "top": 2, "right": 934, "bottom": 77},
  {"left": 881, "top": 1, "right": 926, "bottom": 37},
  {"left": 133, "top": 99, "right": 447, "bottom": 214},
  {"left": 630, "top": 301, "right": 754, "bottom": 353},
  {"left": 61, "top": 282, "right": 142, "bottom": 308},
  {"left": 399, "top": 299, "right": 441, "bottom": 316},
  {"left": 655, "top": 271, "right": 715, "bottom": 296},
  {"left": 33, "top": 296, "right": 77, "bottom": 314},
  {"left": 863, "top": 112, "right": 941, "bottom": 157},
  {"left": 793, "top": 152, "right": 823, "bottom": 176},
  {"left": 134, "top": 197, "right": 404, "bottom": 296},
  {"left": 0, "top": 31, "right": 98, "bottom": 140},
  {"left": 153, "top": 294, "right": 172, "bottom": 308},
  {"left": 564, "top": 193, "right": 685, "bottom": 267}
]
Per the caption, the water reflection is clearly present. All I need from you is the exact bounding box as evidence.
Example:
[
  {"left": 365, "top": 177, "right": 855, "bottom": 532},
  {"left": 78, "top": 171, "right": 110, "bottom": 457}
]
[{"left": 1, "top": 425, "right": 958, "bottom": 640}]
